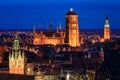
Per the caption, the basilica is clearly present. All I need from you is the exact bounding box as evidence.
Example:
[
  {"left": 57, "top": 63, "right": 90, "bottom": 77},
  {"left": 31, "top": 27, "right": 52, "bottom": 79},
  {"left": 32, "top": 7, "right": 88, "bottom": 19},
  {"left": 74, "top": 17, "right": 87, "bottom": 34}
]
[{"left": 33, "top": 9, "right": 80, "bottom": 47}]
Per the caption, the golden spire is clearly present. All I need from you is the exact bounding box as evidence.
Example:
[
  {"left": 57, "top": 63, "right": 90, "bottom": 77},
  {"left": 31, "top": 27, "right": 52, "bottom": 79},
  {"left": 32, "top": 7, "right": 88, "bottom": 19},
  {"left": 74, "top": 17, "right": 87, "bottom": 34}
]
[
  {"left": 104, "top": 13, "right": 109, "bottom": 28},
  {"left": 59, "top": 23, "right": 62, "bottom": 31},
  {"left": 33, "top": 25, "right": 36, "bottom": 34}
]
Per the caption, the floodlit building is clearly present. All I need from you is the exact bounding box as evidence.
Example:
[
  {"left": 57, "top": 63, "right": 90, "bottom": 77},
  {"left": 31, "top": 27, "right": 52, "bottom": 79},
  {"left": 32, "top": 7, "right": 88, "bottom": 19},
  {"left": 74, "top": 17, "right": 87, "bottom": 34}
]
[
  {"left": 104, "top": 14, "right": 110, "bottom": 40},
  {"left": 33, "top": 9, "right": 80, "bottom": 47},
  {"left": 65, "top": 8, "right": 80, "bottom": 47},
  {"left": 9, "top": 34, "right": 26, "bottom": 74}
]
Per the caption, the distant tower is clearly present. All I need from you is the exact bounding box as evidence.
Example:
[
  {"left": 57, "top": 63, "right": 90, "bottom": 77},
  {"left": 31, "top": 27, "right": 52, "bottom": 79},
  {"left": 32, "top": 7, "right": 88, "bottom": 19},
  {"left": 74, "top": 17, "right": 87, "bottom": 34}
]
[
  {"left": 104, "top": 14, "right": 110, "bottom": 40},
  {"left": 65, "top": 8, "right": 79, "bottom": 47},
  {"left": 59, "top": 23, "right": 62, "bottom": 31},
  {"left": 33, "top": 25, "right": 42, "bottom": 45},
  {"left": 49, "top": 21, "right": 52, "bottom": 32},
  {"left": 99, "top": 47, "right": 104, "bottom": 62},
  {"left": 33, "top": 25, "right": 37, "bottom": 35},
  {"left": 9, "top": 34, "right": 26, "bottom": 74}
]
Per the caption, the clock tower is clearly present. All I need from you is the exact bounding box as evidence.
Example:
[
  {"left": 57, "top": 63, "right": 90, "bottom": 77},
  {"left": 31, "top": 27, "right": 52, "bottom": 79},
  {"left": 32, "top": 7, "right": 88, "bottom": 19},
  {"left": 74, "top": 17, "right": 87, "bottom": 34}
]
[
  {"left": 9, "top": 34, "right": 26, "bottom": 74},
  {"left": 65, "top": 8, "right": 79, "bottom": 47},
  {"left": 104, "top": 15, "right": 110, "bottom": 40}
]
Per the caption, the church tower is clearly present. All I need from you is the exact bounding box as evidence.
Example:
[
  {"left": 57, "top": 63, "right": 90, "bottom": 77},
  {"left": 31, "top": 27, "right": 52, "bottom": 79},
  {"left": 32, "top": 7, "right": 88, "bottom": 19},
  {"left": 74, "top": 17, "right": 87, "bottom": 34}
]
[
  {"left": 9, "top": 34, "right": 25, "bottom": 74},
  {"left": 49, "top": 21, "right": 53, "bottom": 32},
  {"left": 33, "top": 25, "right": 43, "bottom": 45},
  {"left": 104, "top": 14, "right": 110, "bottom": 40},
  {"left": 99, "top": 47, "right": 104, "bottom": 62},
  {"left": 65, "top": 8, "right": 79, "bottom": 47}
]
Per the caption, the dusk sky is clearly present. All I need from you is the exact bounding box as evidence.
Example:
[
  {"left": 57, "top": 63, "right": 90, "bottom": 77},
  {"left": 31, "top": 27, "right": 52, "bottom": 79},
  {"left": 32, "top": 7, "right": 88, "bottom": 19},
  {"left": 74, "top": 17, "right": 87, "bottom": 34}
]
[{"left": 0, "top": 0, "right": 120, "bottom": 30}]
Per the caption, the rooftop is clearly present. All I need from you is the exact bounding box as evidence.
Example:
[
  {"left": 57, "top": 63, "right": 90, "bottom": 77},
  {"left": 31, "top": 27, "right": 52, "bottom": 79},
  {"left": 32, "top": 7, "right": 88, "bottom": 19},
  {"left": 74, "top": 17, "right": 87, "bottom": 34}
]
[{"left": 66, "top": 8, "right": 77, "bottom": 15}]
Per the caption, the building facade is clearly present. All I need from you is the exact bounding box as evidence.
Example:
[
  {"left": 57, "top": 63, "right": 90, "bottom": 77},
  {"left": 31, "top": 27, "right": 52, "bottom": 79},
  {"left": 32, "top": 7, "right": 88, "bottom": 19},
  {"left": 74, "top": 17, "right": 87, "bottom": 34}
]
[
  {"left": 104, "top": 15, "right": 110, "bottom": 40},
  {"left": 65, "top": 8, "right": 79, "bottom": 47},
  {"left": 9, "top": 34, "right": 26, "bottom": 74},
  {"left": 33, "top": 27, "right": 65, "bottom": 45},
  {"left": 33, "top": 9, "right": 80, "bottom": 47}
]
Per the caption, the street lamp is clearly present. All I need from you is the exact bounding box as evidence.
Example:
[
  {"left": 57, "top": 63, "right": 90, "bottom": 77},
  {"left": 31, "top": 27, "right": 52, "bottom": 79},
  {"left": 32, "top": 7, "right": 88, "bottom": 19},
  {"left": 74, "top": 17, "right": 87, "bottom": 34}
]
[{"left": 66, "top": 71, "right": 70, "bottom": 80}]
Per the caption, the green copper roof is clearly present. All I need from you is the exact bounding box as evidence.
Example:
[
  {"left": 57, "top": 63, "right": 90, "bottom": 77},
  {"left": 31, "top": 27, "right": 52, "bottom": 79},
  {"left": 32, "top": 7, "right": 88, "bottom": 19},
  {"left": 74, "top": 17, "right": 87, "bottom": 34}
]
[
  {"left": 13, "top": 34, "right": 19, "bottom": 51},
  {"left": 100, "top": 47, "right": 104, "bottom": 52}
]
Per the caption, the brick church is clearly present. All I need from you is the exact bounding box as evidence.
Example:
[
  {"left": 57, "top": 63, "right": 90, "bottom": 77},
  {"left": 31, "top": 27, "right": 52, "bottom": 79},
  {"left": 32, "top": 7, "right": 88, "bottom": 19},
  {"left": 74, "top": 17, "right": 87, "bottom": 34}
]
[{"left": 33, "top": 9, "right": 80, "bottom": 47}]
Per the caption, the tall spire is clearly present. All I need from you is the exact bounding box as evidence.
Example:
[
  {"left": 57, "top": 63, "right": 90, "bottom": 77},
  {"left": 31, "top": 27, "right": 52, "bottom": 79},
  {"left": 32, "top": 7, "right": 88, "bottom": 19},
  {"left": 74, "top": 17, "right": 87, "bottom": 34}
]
[
  {"left": 106, "top": 13, "right": 108, "bottom": 20},
  {"left": 106, "top": 10, "right": 108, "bottom": 20},
  {"left": 22, "top": 51, "right": 24, "bottom": 59},
  {"left": 57, "top": 25, "right": 59, "bottom": 33},
  {"left": 9, "top": 53, "right": 11, "bottom": 59},
  {"left": 49, "top": 21, "right": 52, "bottom": 32},
  {"left": 19, "top": 50, "right": 21, "bottom": 57},
  {"left": 13, "top": 33, "right": 19, "bottom": 51},
  {"left": 33, "top": 25, "right": 36, "bottom": 34},
  {"left": 59, "top": 23, "right": 62, "bottom": 31},
  {"left": 105, "top": 13, "right": 109, "bottom": 28}
]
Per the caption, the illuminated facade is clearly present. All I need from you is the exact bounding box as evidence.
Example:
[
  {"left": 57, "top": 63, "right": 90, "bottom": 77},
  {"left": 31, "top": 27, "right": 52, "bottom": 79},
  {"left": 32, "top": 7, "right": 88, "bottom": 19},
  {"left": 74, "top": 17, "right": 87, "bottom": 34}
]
[
  {"left": 65, "top": 8, "right": 79, "bottom": 47},
  {"left": 33, "top": 9, "right": 80, "bottom": 47},
  {"left": 33, "top": 24, "right": 65, "bottom": 45},
  {"left": 9, "top": 34, "right": 26, "bottom": 74},
  {"left": 104, "top": 15, "right": 110, "bottom": 40}
]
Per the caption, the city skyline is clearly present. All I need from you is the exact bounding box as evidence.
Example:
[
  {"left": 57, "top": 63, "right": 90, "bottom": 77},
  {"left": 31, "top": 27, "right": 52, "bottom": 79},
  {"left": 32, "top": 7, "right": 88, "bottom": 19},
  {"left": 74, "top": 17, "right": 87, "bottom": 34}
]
[
  {"left": 0, "top": 0, "right": 120, "bottom": 30},
  {"left": 0, "top": 1, "right": 120, "bottom": 79}
]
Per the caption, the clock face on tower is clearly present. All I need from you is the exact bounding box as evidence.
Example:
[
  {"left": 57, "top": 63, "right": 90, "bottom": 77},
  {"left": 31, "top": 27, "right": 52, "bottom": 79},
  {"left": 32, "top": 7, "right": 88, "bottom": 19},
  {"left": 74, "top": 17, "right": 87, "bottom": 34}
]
[
  {"left": 18, "top": 59, "right": 23, "bottom": 67},
  {"left": 11, "top": 60, "right": 16, "bottom": 67}
]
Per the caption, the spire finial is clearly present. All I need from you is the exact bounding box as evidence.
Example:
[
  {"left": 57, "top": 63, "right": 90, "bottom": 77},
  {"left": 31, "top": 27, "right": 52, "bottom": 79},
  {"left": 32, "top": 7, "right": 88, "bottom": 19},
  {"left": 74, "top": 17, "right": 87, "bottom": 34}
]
[
  {"left": 106, "top": 13, "right": 108, "bottom": 20},
  {"left": 14, "top": 32, "right": 19, "bottom": 51},
  {"left": 59, "top": 23, "right": 62, "bottom": 31},
  {"left": 22, "top": 51, "right": 24, "bottom": 59},
  {"left": 49, "top": 20, "right": 52, "bottom": 31},
  {"left": 33, "top": 25, "right": 36, "bottom": 33},
  {"left": 57, "top": 25, "right": 59, "bottom": 33}
]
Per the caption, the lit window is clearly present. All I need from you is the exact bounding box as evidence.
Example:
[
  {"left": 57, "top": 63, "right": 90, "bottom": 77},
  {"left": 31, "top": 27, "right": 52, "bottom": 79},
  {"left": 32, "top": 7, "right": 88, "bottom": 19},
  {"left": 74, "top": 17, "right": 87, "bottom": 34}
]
[{"left": 72, "top": 16, "right": 76, "bottom": 21}]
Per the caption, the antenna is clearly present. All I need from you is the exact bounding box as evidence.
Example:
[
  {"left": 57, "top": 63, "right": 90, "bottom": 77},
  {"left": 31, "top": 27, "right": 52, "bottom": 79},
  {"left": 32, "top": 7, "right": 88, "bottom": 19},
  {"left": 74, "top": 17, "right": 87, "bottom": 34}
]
[{"left": 106, "top": 10, "right": 108, "bottom": 20}]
